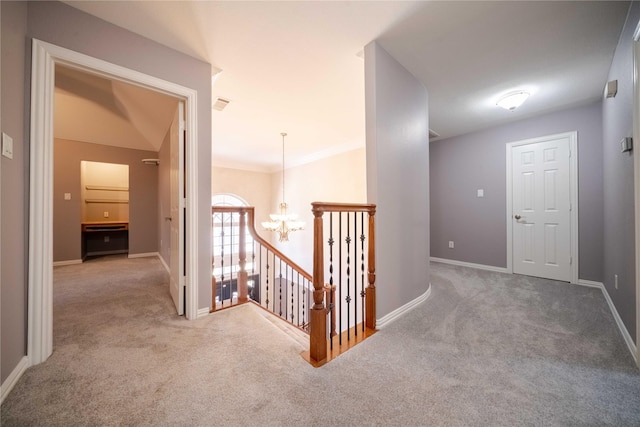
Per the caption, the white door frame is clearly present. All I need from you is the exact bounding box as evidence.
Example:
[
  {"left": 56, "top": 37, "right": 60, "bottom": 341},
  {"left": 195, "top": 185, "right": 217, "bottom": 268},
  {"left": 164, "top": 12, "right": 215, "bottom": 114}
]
[
  {"left": 28, "top": 39, "right": 200, "bottom": 365},
  {"left": 506, "top": 131, "right": 579, "bottom": 284},
  {"left": 632, "top": 27, "right": 640, "bottom": 367}
]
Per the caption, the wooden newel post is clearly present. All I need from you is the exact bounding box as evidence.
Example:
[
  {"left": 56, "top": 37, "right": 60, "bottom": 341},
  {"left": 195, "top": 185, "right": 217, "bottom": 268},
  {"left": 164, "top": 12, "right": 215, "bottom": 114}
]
[
  {"left": 310, "top": 208, "right": 327, "bottom": 362},
  {"left": 237, "top": 209, "right": 248, "bottom": 304},
  {"left": 366, "top": 210, "right": 376, "bottom": 329}
]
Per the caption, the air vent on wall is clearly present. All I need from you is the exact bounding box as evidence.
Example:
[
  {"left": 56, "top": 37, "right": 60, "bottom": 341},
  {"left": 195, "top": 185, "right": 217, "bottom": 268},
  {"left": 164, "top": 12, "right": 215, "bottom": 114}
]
[
  {"left": 212, "top": 97, "right": 230, "bottom": 111},
  {"left": 429, "top": 129, "right": 440, "bottom": 139}
]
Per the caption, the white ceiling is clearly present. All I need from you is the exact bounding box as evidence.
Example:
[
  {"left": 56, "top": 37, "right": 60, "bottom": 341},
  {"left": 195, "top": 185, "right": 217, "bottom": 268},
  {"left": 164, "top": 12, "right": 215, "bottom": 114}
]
[{"left": 63, "top": 1, "right": 630, "bottom": 171}]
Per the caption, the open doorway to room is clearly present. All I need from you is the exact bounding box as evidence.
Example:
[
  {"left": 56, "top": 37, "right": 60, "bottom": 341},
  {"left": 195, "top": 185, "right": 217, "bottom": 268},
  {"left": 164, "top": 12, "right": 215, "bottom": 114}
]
[
  {"left": 51, "top": 63, "right": 185, "bottom": 348},
  {"left": 28, "top": 39, "right": 200, "bottom": 366}
]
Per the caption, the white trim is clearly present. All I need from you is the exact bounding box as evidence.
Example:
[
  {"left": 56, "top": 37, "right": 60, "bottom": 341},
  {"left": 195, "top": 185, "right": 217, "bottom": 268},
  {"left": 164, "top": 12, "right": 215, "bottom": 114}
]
[
  {"left": 575, "top": 279, "right": 603, "bottom": 289},
  {"left": 0, "top": 356, "right": 30, "bottom": 404},
  {"left": 197, "top": 307, "right": 211, "bottom": 318},
  {"left": 52, "top": 259, "right": 83, "bottom": 267},
  {"left": 376, "top": 284, "right": 432, "bottom": 329},
  {"left": 157, "top": 254, "right": 170, "bottom": 274},
  {"left": 506, "top": 131, "right": 579, "bottom": 284},
  {"left": 430, "top": 257, "right": 508, "bottom": 273},
  {"left": 28, "top": 39, "right": 200, "bottom": 367},
  {"left": 577, "top": 280, "right": 637, "bottom": 363},
  {"left": 128, "top": 252, "right": 160, "bottom": 259},
  {"left": 633, "top": 32, "right": 640, "bottom": 367}
]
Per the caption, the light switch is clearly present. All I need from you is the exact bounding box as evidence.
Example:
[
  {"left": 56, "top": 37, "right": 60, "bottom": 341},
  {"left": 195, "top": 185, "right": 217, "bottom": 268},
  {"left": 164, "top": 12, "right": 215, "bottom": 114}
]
[
  {"left": 103, "top": 211, "right": 109, "bottom": 218},
  {"left": 2, "top": 132, "right": 14, "bottom": 159},
  {"left": 64, "top": 193, "right": 71, "bottom": 200},
  {"left": 477, "top": 189, "right": 484, "bottom": 198}
]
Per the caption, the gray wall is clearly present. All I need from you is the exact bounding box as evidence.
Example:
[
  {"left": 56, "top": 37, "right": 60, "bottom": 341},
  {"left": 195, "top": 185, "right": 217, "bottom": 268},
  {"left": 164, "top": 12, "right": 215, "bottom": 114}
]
[
  {"left": 1, "top": 0, "right": 29, "bottom": 385},
  {"left": 1, "top": 0, "right": 212, "bottom": 384},
  {"left": 365, "top": 41, "right": 430, "bottom": 318},
  {"left": 602, "top": 1, "right": 639, "bottom": 343},
  {"left": 430, "top": 101, "right": 604, "bottom": 282},
  {"left": 53, "top": 139, "right": 159, "bottom": 261}
]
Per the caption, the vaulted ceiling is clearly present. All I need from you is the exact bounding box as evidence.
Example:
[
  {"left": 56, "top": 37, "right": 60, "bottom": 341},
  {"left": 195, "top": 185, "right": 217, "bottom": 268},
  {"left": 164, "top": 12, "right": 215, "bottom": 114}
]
[
  {"left": 62, "top": 1, "right": 630, "bottom": 171},
  {"left": 55, "top": 65, "right": 179, "bottom": 152}
]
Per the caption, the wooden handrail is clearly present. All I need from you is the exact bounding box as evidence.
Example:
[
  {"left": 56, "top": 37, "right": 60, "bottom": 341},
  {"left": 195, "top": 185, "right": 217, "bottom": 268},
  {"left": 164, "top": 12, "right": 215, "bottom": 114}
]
[{"left": 311, "top": 202, "right": 376, "bottom": 214}]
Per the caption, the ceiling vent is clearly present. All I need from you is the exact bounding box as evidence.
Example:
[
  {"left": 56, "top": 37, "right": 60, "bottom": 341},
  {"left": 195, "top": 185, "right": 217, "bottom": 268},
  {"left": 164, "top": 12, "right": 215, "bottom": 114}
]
[
  {"left": 429, "top": 129, "right": 440, "bottom": 139},
  {"left": 212, "top": 97, "right": 230, "bottom": 111}
]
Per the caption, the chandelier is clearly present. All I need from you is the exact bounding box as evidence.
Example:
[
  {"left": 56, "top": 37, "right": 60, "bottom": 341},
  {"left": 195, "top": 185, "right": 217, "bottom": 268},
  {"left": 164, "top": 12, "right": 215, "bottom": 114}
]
[{"left": 261, "top": 133, "right": 305, "bottom": 242}]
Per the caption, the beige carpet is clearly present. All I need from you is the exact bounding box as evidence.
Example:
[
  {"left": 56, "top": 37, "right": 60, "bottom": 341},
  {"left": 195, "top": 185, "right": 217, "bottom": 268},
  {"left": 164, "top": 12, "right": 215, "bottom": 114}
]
[{"left": 2, "top": 255, "right": 640, "bottom": 426}]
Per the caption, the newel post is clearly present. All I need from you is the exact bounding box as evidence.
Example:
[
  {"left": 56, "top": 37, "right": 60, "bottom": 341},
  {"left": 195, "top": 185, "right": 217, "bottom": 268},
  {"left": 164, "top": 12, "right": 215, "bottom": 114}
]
[
  {"left": 310, "top": 207, "right": 327, "bottom": 362},
  {"left": 366, "top": 209, "right": 376, "bottom": 329},
  {"left": 237, "top": 209, "right": 248, "bottom": 304}
]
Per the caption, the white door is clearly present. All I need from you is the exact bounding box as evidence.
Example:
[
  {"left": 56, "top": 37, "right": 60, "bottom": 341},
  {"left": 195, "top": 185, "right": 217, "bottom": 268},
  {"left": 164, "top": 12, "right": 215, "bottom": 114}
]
[
  {"left": 511, "top": 134, "right": 572, "bottom": 282},
  {"left": 169, "top": 102, "right": 185, "bottom": 314}
]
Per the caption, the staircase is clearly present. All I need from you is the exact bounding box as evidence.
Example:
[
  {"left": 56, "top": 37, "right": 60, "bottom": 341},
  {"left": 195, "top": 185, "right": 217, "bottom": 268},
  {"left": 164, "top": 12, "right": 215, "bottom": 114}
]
[{"left": 211, "top": 202, "right": 377, "bottom": 365}]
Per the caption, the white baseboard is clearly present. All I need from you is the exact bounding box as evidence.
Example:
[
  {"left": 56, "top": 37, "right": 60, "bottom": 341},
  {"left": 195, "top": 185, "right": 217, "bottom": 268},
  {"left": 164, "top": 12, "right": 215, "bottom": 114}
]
[
  {"left": 430, "top": 257, "right": 508, "bottom": 273},
  {"left": 128, "top": 252, "right": 160, "bottom": 259},
  {"left": 377, "top": 284, "right": 432, "bottom": 329},
  {"left": 1, "top": 356, "right": 29, "bottom": 404},
  {"left": 53, "top": 259, "right": 82, "bottom": 267},
  {"left": 577, "top": 279, "right": 637, "bottom": 363},
  {"left": 197, "top": 307, "right": 211, "bottom": 318},
  {"left": 157, "top": 255, "right": 170, "bottom": 274}
]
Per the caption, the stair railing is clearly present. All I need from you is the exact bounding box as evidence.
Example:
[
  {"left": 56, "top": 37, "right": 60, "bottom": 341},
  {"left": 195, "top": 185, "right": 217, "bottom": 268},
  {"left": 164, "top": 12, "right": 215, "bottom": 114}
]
[
  {"left": 211, "top": 206, "right": 313, "bottom": 332},
  {"left": 211, "top": 202, "right": 377, "bottom": 365},
  {"left": 310, "top": 202, "right": 377, "bottom": 363}
]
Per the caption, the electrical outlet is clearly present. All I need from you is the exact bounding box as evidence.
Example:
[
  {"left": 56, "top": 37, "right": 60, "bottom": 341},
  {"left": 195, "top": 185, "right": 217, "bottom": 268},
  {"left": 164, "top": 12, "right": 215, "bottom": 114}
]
[
  {"left": 103, "top": 211, "right": 109, "bottom": 218},
  {"left": 104, "top": 236, "right": 110, "bottom": 243},
  {"left": 614, "top": 274, "right": 618, "bottom": 290},
  {"left": 448, "top": 241, "right": 454, "bottom": 249},
  {"left": 64, "top": 193, "right": 71, "bottom": 200}
]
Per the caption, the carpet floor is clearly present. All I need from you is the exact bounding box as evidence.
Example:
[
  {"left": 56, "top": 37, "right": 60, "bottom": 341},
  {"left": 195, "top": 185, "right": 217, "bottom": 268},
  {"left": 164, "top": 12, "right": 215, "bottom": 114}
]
[{"left": 2, "top": 256, "right": 639, "bottom": 426}]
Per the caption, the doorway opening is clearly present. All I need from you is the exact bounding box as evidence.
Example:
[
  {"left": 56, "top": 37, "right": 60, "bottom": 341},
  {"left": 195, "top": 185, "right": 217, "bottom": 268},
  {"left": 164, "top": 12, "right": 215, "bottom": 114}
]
[{"left": 29, "top": 39, "right": 199, "bottom": 366}]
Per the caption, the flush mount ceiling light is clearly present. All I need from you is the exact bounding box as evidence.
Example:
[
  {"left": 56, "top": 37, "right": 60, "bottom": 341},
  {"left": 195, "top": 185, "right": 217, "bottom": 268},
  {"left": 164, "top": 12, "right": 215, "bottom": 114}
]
[{"left": 496, "top": 90, "right": 530, "bottom": 111}]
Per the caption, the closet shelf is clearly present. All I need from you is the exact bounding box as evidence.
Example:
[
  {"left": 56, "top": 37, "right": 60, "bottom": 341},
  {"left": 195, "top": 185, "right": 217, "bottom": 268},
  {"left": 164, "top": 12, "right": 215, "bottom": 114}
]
[
  {"left": 85, "top": 185, "right": 129, "bottom": 191},
  {"left": 84, "top": 199, "right": 129, "bottom": 204}
]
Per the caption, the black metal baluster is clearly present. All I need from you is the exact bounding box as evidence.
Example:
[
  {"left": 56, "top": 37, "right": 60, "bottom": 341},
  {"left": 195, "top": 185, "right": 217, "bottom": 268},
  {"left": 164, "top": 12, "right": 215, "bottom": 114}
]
[
  {"left": 346, "top": 213, "right": 351, "bottom": 341},
  {"left": 360, "top": 212, "right": 366, "bottom": 332},
  {"left": 279, "top": 258, "right": 283, "bottom": 317},
  {"left": 328, "top": 212, "right": 334, "bottom": 350},
  {"left": 353, "top": 212, "right": 358, "bottom": 337},
  {"left": 327, "top": 212, "right": 335, "bottom": 350},
  {"left": 338, "top": 213, "right": 343, "bottom": 345},
  {"left": 290, "top": 266, "right": 295, "bottom": 324},
  {"left": 302, "top": 276, "right": 306, "bottom": 330},
  {"left": 265, "top": 247, "right": 270, "bottom": 310},
  {"left": 251, "top": 240, "right": 256, "bottom": 301},
  {"left": 273, "top": 252, "right": 277, "bottom": 317}
]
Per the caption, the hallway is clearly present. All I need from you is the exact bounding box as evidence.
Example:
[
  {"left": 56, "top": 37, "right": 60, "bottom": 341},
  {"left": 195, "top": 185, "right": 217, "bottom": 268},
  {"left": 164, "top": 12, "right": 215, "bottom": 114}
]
[{"left": 2, "top": 258, "right": 639, "bottom": 425}]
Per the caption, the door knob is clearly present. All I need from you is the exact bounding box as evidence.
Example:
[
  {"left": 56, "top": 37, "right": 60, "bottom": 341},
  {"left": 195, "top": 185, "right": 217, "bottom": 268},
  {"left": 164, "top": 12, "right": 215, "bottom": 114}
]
[
  {"left": 514, "top": 214, "right": 521, "bottom": 220},
  {"left": 165, "top": 217, "right": 172, "bottom": 221}
]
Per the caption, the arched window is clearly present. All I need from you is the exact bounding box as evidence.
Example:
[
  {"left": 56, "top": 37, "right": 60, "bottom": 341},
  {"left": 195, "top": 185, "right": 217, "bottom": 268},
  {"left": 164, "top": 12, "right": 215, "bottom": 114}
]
[
  {"left": 212, "top": 193, "right": 249, "bottom": 207},
  {"left": 211, "top": 193, "right": 255, "bottom": 304}
]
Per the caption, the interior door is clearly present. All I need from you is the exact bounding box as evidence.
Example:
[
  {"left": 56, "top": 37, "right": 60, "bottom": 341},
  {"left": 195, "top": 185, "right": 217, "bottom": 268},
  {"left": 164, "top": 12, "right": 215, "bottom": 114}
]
[
  {"left": 512, "top": 135, "right": 571, "bottom": 282},
  {"left": 169, "top": 102, "right": 185, "bottom": 314}
]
